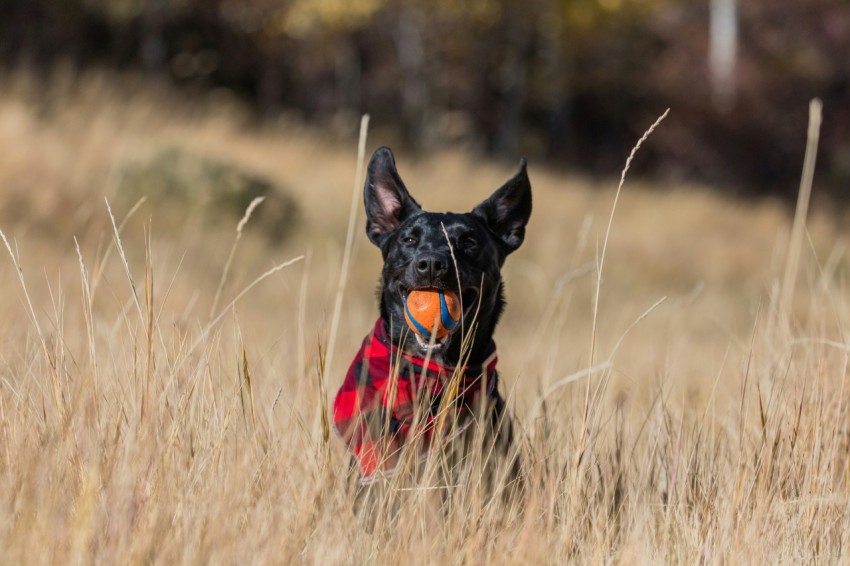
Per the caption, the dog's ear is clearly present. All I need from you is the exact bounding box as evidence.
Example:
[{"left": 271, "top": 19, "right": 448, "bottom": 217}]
[
  {"left": 364, "top": 147, "right": 422, "bottom": 246},
  {"left": 472, "top": 158, "right": 532, "bottom": 254}
]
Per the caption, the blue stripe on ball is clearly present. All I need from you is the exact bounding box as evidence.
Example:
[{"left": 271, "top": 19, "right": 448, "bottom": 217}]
[
  {"left": 439, "top": 291, "right": 458, "bottom": 330},
  {"left": 405, "top": 300, "right": 432, "bottom": 339}
]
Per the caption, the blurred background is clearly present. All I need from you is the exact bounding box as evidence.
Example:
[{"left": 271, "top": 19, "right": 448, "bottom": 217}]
[
  {"left": 0, "top": 0, "right": 846, "bottom": 388},
  {"left": 3, "top": 3, "right": 850, "bottom": 560},
  {"left": 2, "top": 0, "right": 847, "bottom": 198}
]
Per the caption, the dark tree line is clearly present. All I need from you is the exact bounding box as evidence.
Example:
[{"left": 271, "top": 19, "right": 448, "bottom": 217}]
[{"left": 2, "top": 0, "right": 848, "bottom": 197}]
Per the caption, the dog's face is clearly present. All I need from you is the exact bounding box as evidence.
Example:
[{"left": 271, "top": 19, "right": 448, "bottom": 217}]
[{"left": 363, "top": 147, "right": 532, "bottom": 363}]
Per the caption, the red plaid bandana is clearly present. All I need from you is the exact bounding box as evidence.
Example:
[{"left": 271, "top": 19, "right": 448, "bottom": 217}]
[{"left": 333, "top": 318, "right": 498, "bottom": 479}]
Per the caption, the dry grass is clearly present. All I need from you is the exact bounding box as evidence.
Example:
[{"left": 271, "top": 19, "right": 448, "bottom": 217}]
[{"left": 0, "top": 68, "right": 849, "bottom": 564}]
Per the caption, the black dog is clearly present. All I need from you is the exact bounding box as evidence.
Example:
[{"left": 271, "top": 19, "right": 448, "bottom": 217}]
[{"left": 333, "top": 146, "right": 531, "bottom": 495}]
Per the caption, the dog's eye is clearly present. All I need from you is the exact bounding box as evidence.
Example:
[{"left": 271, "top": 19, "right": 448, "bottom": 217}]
[
  {"left": 461, "top": 235, "right": 479, "bottom": 250},
  {"left": 402, "top": 235, "right": 417, "bottom": 246}
]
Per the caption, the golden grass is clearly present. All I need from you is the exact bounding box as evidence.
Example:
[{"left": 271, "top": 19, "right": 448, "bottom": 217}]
[{"left": 0, "top": 69, "right": 849, "bottom": 563}]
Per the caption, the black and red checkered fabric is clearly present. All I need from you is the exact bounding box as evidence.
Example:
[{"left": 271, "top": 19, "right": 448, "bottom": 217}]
[{"left": 333, "top": 318, "right": 498, "bottom": 479}]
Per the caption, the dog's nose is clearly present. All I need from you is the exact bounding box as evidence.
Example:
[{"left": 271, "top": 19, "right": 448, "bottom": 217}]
[{"left": 415, "top": 254, "right": 450, "bottom": 279}]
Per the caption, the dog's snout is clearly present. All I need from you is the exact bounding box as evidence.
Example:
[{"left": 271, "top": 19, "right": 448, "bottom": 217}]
[{"left": 415, "top": 254, "right": 450, "bottom": 279}]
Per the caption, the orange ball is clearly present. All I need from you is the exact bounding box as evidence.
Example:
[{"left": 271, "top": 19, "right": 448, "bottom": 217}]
[{"left": 404, "top": 289, "right": 462, "bottom": 340}]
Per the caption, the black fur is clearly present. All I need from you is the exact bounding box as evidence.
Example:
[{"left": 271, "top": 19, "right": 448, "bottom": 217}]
[
  {"left": 364, "top": 146, "right": 532, "bottom": 367},
  {"left": 355, "top": 146, "right": 532, "bottom": 525}
]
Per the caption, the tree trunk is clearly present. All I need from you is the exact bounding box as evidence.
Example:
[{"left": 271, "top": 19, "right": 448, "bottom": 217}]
[
  {"left": 140, "top": 0, "right": 167, "bottom": 71},
  {"left": 494, "top": 15, "right": 532, "bottom": 156},
  {"left": 709, "top": 0, "right": 738, "bottom": 112},
  {"left": 394, "top": 6, "right": 428, "bottom": 147}
]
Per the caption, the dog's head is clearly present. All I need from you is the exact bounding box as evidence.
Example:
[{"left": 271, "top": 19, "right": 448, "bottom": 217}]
[{"left": 364, "top": 147, "right": 532, "bottom": 364}]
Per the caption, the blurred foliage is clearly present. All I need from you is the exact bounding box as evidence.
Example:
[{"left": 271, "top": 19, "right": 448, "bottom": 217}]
[
  {"left": 118, "top": 146, "right": 299, "bottom": 243},
  {"left": 1, "top": 0, "right": 848, "bottom": 196}
]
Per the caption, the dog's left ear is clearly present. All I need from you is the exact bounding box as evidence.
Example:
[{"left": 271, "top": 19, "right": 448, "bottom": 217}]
[
  {"left": 364, "top": 147, "right": 422, "bottom": 247},
  {"left": 472, "top": 158, "right": 532, "bottom": 254}
]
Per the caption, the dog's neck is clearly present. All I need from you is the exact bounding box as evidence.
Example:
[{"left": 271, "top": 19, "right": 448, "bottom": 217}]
[
  {"left": 376, "top": 317, "right": 497, "bottom": 375},
  {"left": 387, "top": 322, "right": 496, "bottom": 369},
  {"left": 334, "top": 318, "right": 499, "bottom": 478}
]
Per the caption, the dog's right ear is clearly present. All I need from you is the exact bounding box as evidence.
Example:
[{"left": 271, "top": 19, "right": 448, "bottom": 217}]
[
  {"left": 472, "top": 158, "right": 532, "bottom": 255},
  {"left": 364, "top": 147, "right": 421, "bottom": 247}
]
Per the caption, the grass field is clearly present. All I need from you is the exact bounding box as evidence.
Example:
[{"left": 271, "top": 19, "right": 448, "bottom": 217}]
[{"left": 0, "top": 69, "right": 848, "bottom": 563}]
